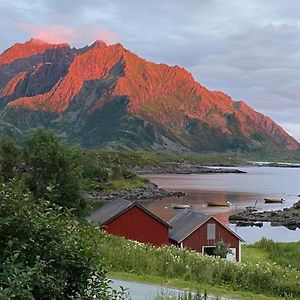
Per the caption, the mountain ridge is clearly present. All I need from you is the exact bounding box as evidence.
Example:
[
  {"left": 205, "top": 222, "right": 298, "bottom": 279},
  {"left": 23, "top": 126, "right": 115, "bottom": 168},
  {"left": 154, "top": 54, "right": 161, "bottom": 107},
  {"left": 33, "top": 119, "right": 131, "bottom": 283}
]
[
  {"left": 0, "top": 38, "right": 70, "bottom": 65},
  {"left": 0, "top": 38, "right": 299, "bottom": 154}
]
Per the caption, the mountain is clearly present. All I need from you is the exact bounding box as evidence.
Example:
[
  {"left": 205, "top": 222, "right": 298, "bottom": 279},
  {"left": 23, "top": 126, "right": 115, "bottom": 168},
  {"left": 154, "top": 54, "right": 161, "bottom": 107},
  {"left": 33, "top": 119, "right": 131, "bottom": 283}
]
[{"left": 0, "top": 38, "right": 299, "bottom": 155}]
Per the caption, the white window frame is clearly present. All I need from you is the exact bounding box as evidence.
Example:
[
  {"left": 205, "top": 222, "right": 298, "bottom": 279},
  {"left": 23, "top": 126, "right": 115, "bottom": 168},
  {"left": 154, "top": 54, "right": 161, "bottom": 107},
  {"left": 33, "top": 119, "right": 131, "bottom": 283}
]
[{"left": 202, "top": 245, "right": 216, "bottom": 255}]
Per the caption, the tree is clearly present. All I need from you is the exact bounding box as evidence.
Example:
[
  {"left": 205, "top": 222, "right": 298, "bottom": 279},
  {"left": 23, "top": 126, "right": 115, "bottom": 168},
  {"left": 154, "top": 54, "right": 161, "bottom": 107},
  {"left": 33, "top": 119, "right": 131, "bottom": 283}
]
[
  {"left": 213, "top": 240, "right": 232, "bottom": 259},
  {"left": 24, "top": 129, "right": 85, "bottom": 211},
  {"left": 0, "top": 137, "right": 22, "bottom": 181},
  {"left": 0, "top": 179, "right": 126, "bottom": 299}
]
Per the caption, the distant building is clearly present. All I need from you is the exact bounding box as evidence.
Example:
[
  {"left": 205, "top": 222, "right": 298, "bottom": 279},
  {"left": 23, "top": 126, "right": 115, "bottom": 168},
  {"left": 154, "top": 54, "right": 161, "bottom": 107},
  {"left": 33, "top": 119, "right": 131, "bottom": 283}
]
[
  {"left": 89, "top": 199, "right": 171, "bottom": 246},
  {"left": 168, "top": 209, "right": 244, "bottom": 262}
]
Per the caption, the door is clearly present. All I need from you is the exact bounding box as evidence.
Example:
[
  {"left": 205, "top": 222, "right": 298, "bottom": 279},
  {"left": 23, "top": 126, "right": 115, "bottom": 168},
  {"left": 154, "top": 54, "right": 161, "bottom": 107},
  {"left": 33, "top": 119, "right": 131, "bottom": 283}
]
[{"left": 226, "top": 248, "right": 236, "bottom": 261}]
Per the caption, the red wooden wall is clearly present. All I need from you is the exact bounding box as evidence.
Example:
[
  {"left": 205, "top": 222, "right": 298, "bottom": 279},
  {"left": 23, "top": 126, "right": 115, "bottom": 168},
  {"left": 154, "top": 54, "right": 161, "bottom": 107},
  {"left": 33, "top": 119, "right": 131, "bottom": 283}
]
[
  {"left": 181, "top": 218, "right": 240, "bottom": 261},
  {"left": 104, "top": 206, "right": 169, "bottom": 247}
]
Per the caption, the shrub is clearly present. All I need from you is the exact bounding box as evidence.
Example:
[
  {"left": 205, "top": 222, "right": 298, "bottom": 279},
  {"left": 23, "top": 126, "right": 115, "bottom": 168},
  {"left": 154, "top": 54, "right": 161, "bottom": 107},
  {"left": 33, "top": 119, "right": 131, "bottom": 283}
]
[
  {"left": 0, "top": 179, "right": 126, "bottom": 299},
  {"left": 0, "top": 137, "right": 22, "bottom": 181},
  {"left": 213, "top": 240, "right": 232, "bottom": 258},
  {"left": 24, "top": 129, "right": 85, "bottom": 211}
]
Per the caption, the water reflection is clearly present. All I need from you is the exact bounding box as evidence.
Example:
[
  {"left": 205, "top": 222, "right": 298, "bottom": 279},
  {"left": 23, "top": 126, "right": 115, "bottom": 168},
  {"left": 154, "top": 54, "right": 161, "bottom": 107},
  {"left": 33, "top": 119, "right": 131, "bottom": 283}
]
[
  {"left": 145, "top": 191, "right": 260, "bottom": 224},
  {"left": 229, "top": 223, "right": 300, "bottom": 244},
  {"left": 143, "top": 167, "right": 300, "bottom": 243}
]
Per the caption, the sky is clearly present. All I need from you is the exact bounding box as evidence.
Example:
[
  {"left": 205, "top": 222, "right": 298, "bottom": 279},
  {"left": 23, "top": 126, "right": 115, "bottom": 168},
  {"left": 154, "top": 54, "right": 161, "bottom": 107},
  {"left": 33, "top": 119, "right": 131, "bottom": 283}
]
[{"left": 1, "top": 0, "right": 300, "bottom": 140}]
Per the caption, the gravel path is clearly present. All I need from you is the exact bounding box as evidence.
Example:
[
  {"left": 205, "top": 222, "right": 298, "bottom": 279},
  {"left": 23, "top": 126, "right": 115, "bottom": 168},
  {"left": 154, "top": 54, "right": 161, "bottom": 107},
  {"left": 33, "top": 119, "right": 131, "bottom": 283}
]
[{"left": 110, "top": 278, "right": 234, "bottom": 300}]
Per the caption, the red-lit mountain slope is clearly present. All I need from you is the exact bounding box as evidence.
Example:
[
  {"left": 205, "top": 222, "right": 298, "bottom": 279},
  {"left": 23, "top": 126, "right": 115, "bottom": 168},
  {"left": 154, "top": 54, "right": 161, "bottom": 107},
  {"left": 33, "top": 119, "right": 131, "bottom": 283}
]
[{"left": 0, "top": 39, "right": 298, "bottom": 154}]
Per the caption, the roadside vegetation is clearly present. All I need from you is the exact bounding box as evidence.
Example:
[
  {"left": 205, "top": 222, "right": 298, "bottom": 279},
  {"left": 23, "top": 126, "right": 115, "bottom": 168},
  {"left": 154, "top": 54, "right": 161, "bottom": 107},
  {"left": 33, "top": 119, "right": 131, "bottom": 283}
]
[
  {"left": 0, "top": 130, "right": 131, "bottom": 299},
  {"left": 0, "top": 179, "right": 126, "bottom": 299},
  {"left": 96, "top": 233, "right": 300, "bottom": 299}
]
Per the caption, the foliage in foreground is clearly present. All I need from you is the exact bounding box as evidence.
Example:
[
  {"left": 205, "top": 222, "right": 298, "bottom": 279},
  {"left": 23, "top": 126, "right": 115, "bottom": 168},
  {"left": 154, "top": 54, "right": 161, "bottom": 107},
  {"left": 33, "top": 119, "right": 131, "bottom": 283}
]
[
  {"left": 96, "top": 234, "right": 300, "bottom": 298},
  {"left": 0, "top": 180, "right": 126, "bottom": 299}
]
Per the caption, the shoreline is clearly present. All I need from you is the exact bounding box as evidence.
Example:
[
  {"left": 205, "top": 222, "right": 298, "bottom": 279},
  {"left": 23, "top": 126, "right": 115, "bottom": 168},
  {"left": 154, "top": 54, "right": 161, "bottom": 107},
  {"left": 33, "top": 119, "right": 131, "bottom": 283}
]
[
  {"left": 131, "top": 164, "right": 246, "bottom": 175},
  {"left": 85, "top": 180, "right": 185, "bottom": 203},
  {"left": 229, "top": 201, "right": 300, "bottom": 229},
  {"left": 86, "top": 165, "right": 246, "bottom": 204}
]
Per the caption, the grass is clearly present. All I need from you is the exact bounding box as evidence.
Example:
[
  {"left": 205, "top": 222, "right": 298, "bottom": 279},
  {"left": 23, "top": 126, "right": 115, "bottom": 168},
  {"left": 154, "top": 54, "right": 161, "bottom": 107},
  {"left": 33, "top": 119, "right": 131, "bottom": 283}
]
[
  {"left": 243, "top": 239, "right": 300, "bottom": 270},
  {"left": 105, "top": 177, "right": 149, "bottom": 192},
  {"left": 94, "top": 233, "right": 300, "bottom": 299},
  {"left": 241, "top": 244, "right": 273, "bottom": 265},
  {"left": 90, "top": 150, "right": 246, "bottom": 169}
]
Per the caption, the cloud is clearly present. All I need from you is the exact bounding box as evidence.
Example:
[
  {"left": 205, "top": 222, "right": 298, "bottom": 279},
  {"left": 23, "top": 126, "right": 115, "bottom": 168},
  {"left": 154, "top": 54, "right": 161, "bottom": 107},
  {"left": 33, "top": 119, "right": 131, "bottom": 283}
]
[
  {"left": 92, "top": 27, "right": 119, "bottom": 45},
  {"left": 13, "top": 22, "right": 119, "bottom": 45},
  {"left": 14, "top": 23, "right": 77, "bottom": 44}
]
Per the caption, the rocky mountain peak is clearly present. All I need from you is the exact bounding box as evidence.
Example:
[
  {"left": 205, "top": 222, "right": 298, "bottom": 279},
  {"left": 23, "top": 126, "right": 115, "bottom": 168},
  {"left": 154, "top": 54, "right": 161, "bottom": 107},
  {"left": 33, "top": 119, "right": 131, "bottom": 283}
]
[
  {"left": 90, "top": 40, "right": 107, "bottom": 49},
  {"left": 0, "top": 39, "right": 299, "bottom": 154},
  {"left": 0, "top": 38, "right": 70, "bottom": 65}
]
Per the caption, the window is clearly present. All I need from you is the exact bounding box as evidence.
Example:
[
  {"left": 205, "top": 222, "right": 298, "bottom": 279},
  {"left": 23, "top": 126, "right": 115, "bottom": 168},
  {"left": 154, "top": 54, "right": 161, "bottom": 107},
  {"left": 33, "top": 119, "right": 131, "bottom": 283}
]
[
  {"left": 207, "top": 223, "right": 216, "bottom": 240},
  {"left": 202, "top": 246, "right": 216, "bottom": 256}
]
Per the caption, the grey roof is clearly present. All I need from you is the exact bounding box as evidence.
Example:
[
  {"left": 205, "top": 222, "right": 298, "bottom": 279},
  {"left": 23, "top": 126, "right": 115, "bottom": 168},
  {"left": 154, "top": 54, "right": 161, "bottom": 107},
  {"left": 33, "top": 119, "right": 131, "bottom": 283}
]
[
  {"left": 168, "top": 209, "right": 210, "bottom": 243},
  {"left": 89, "top": 198, "right": 171, "bottom": 228},
  {"left": 168, "top": 209, "right": 245, "bottom": 243},
  {"left": 89, "top": 198, "right": 133, "bottom": 225}
]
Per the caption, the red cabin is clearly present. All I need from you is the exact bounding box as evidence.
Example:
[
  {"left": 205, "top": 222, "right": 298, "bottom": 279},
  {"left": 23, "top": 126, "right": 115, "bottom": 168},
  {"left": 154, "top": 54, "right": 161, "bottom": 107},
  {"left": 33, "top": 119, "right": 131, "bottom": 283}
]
[
  {"left": 89, "top": 199, "right": 171, "bottom": 247},
  {"left": 168, "top": 209, "right": 244, "bottom": 262}
]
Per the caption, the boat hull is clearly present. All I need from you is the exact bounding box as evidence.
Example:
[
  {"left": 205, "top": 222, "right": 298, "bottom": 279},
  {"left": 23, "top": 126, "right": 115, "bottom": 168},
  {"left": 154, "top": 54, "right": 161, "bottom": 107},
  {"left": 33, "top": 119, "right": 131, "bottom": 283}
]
[
  {"left": 172, "top": 204, "right": 192, "bottom": 209},
  {"left": 264, "top": 198, "right": 284, "bottom": 204},
  {"left": 206, "top": 202, "right": 231, "bottom": 207}
]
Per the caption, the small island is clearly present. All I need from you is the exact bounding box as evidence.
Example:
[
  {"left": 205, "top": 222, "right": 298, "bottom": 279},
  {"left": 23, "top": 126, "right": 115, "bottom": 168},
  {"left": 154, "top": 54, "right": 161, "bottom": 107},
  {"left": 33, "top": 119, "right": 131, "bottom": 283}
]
[{"left": 229, "top": 200, "right": 300, "bottom": 229}]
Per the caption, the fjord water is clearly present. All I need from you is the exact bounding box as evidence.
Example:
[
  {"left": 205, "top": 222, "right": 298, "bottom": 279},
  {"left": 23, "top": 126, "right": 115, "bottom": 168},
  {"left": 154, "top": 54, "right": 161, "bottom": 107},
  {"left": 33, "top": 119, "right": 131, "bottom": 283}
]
[{"left": 145, "top": 166, "right": 300, "bottom": 243}]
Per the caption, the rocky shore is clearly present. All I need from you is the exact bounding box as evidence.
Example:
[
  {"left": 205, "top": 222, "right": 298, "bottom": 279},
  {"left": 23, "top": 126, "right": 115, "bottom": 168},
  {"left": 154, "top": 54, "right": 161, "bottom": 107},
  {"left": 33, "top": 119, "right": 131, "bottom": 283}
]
[
  {"left": 131, "top": 163, "right": 246, "bottom": 175},
  {"left": 229, "top": 201, "right": 300, "bottom": 230},
  {"left": 86, "top": 164, "right": 245, "bottom": 206},
  {"left": 85, "top": 181, "right": 185, "bottom": 203}
]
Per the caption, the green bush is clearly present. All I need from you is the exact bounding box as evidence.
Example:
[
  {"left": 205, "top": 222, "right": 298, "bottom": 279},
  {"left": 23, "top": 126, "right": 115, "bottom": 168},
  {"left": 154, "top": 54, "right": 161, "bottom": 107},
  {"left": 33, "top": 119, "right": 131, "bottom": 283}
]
[
  {"left": 0, "top": 179, "right": 126, "bottom": 299},
  {"left": 24, "top": 129, "right": 85, "bottom": 211},
  {"left": 213, "top": 240, "right": 232, "bottom": 258},
  {"left": 83, "top": 153, "right": 109, "bottom": 183},
  {"left": 0, "top": 137, "right": 22, "bottom": 181}
]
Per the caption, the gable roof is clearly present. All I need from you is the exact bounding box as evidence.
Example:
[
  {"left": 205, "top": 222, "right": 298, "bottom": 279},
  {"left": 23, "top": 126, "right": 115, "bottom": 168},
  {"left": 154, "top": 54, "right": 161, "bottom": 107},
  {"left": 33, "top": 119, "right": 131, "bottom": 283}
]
[
  {"left": 89, "top": 198, "right": 132, "bottom": 225},
  {"left": 89, "top": 198, "right": 171, "bottom": 228},
  {"left": 168, "top": 209, "right": 210, "bottom": 243},
  {"left": 168, "top": 209, "right": 244, "bottom": 243},
  {"left": 210, "top": 216, "right": 245, "bottom": 242}
]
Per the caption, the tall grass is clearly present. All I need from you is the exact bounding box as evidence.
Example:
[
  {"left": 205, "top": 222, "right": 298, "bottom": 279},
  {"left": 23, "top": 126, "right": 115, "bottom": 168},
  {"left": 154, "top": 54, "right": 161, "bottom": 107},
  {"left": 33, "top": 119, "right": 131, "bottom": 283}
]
[
  {"left": 252, "top": 238, "right": 300, "bottom": 270},
  {"left": 95, "top": 233, "right": 300, "bottom": 298}
]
